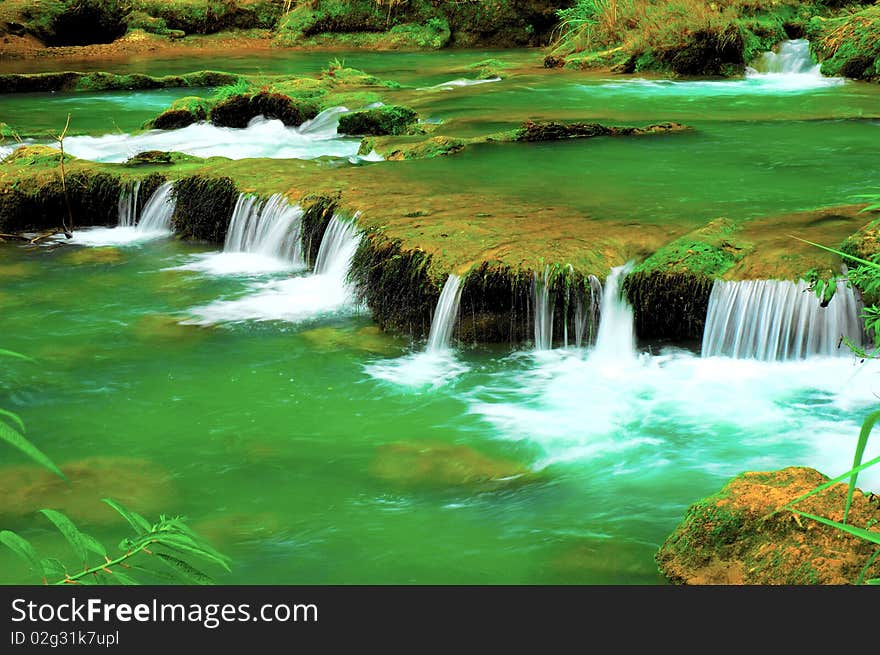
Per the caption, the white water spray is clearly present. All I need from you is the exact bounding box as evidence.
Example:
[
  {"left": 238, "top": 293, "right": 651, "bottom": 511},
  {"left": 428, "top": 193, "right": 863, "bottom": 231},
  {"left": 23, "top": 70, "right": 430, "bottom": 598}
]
[
  {"left": 593, "top": 262, "right": 636, "bottom": 359},
  {"left": 427, "top": 274, "right": 463, "bottom": 351},
  {"left": 186, "top": 214, "right": 362, "bottom": 324},
  {"left": 533, "top": 266, "right": 555, "bottom": 351},
  {"left": 224, "top": 194, "right": 305, "bottom": 266},
  {"left": 117, "top": 181, "right": 140, "bottom": 227},
  {"left": 701, "top": 278, "right": 863, "bottom": 360}
]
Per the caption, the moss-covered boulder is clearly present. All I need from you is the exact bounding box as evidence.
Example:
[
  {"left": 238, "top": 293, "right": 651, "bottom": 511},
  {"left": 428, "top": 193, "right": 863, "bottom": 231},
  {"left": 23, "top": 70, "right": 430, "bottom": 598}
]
[
  {"left": 516, "top": 120, "right": 688, "bottom": 142},
  {"left": 209, "top": 91, "right": 319, "bottom": 128},
  {"left": 358, "top": 135, "right": 467, "bottom": 161},
  {"left": 810, "top": 6, "right": 880, "bottom": 81},
  {"left": 0, "top": 70, "right": 239, "bottom": 94},
  {"left": 657, "top": 467, "right": 880, "bottom": 585},
  {"left": 170, "top": 175, "right": 239, "bottom": 243},
  {"left": 338, "top": 105, "right": 419, "bottom": 136}
]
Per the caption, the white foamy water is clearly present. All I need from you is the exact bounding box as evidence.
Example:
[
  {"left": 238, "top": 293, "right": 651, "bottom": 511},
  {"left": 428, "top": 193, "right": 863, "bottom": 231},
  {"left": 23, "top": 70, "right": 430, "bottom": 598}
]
[
  {"left": 55, "top": 109, "right": 369, "bottom": 163},
  {"left": 180, "top": 193, "right": 306, "bottom": 276},
  {"left": 427, "top": 274, "right": 463, "bottom": 352},
  {"left": 365, "top": 350, "right": 470, "bottom": 390},
  {"left": 66, "top": 181, "right": 175, "bottom": 246},
  {"left": 186, "top": 215, "right": 361, "bottom": 324},
  {"left": 467, "top": 348, "right": 880, "bottom": 491},
  {"left": 596, "top": 41, "right": 843, "bottom": 95},
  {"left": 420, "top": 77, "right": 502, "bottom": 91}
]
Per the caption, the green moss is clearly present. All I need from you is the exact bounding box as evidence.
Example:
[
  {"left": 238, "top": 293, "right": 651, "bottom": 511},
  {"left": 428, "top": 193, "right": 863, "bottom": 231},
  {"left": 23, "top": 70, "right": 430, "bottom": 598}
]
[
  {"left": 170, "top": 175, "right": 239, "bottom": 243},
  {"left": 464, "top": 58, "right": 512, "bottom": 80},
  {"left": 358, "top": 135, "right": 468, "bottom": 160},
  {"left": 209, "top": 92, "right": 319, "bottom": 128},
  {"left": 130, "top": 0, "right": 282, "bottom": 35},
  {"left": 810, "top": 7, "right": 880, "bottom": 81},
  {"left": 338, "top": 105, "right": 419, "bottom": 137}
]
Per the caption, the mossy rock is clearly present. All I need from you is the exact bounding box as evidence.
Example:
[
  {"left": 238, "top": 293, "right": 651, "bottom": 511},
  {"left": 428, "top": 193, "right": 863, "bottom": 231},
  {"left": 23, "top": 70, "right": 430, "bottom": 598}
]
[
  {"left": 146, "top": 95, "right": 212, "bottom": 130},
  {"left": 358, "top": 135, "right": 467, "bottom": 160},
  {"left": 516, "top": 120, "right": 689, "bottom": 143},
  {"left": 370, "top": 441, "right": 534, "bottom": 491},
  {"left": 62, "top": 246, "right": 125, "bottom": 265},
  {"left": 209, "top": 91, "right": 319, "bottom": 128},
  {"left": 338, "top": 105, "right": 419, "bottom": 137},
  {"left": 810, "top": 7, "right": 880, "bottom": 81},
  {"left": 0, "top": 70, "right": 240, "bottom": 94},
  {"left": 171, "top": 175, "right": 239, "bottom": 243},
  {"left": 657, "top": 467, "right": 880, "bottom": 585}
]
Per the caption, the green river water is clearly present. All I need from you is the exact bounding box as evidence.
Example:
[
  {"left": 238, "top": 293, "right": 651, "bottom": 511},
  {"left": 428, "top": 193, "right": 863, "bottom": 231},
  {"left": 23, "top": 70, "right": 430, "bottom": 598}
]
[{"left": 1, "top": 48, "right": 879, "bottom": 584}]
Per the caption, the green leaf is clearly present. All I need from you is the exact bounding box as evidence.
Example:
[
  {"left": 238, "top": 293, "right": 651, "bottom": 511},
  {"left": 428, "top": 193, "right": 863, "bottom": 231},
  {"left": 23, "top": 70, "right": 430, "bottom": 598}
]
[
  {"left": 0, "top": 420, "right": 65, "bottom": 479},
  {"left": 128, "top": 564, "right": 180, "bottom": 584},
  {"left": 81, "top": 532, "right": 108, "bottom": 559},
  {"left": 102, "top": 498, "right": 151, "bottom": 536},
  {"left": 867, "top": 578, "right": 880, "bottom": 585},
  {"left": 0, "top": 408, "right": 25, "bottom": 433},
  {"left": 110, "top": 571, "right": 139, "bottom": 586},
  {"left": 0, "top": 349, "right": 33, "bottom": 362},
  {"left": 39, "top": 509, "right": 89, "bottom": 566},
  {"left": 845, "top": 410, "right": 880, "bottom": 524},
  {"left": 152, "top": 534, "right": 230, "bottom": 571},
  {"left": 0, "top": 531, "right": 44, "bottom": 580},
  {"left": 791, "top": 510, "right": 880, "bottom": 546},
  {"left": 155, "top": 552, "right": 214, "bottom": 585},
  {"left": 40, "top": 558, "right": 67, "bottom": 582}
]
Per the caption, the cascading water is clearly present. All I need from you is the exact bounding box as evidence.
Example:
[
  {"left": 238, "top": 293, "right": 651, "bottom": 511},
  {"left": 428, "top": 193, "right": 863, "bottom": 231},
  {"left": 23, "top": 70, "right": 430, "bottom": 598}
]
[
  {"left": 750, "top": 39, "right": 820, "bottom": 75},
  {"left": 224, "top": 193, "right": 305, "bottom": 266},
  {"left": 426, "top": 274, "right": 462, "bottom": 352},
  {"left": 135, "top": 181, "right": 175, "bottom": 232},
  {"left": 593, "top": 262, "right": 636, "bottom": 359},
  {"left": 117, "top": 181, "right": 140, "bottom": 227},
  {"left": 533, "top": 266, "right": 555, "bottom": 351},
  {"left": 574, "top": 275, "right": 604, "bottom": 349},
  {"left": 701, "top": 278, "right": 864, "bottom": 360},
  {"left": 187, "top": 214, "right": 362, "bottom": 324}
]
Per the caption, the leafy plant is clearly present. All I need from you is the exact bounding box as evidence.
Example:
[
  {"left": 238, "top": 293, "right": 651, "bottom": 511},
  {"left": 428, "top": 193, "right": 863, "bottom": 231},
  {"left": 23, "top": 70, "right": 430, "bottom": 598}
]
[
  {"left": 1, "top": 499, "right": 230, "bottom": 585},
  {"left": 0, "top": 349, "right": 64, "bottom": 478}
]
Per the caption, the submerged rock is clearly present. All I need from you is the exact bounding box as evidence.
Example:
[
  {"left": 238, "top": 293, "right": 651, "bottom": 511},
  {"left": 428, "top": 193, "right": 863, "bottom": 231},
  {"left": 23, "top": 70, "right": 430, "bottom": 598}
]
[
  {"left": 656, "top": 467, "right": 880, "bottom": 585},
  {"left": 62, "top": 247, "right": 124, "bottom": 265},
  {"left": 0, "top": 456, "right": 175, "bottom": 526},
  {"left": 371, "top": 441, "right": 534, "bottom": 491},
  {"left": 300, "top": 325, "right": 405, "bottom": 355},
  {"left": 551, "top": 539, "right": 662, "bottom": 584},
  {"left": 132, "top": 314, "right": 210, "bottom": 345}
]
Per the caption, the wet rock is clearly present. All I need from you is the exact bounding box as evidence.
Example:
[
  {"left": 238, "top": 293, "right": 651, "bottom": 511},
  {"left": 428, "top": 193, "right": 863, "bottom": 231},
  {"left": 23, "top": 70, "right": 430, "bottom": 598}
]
[
  {"left": 149, "top": 109, "right": 200, "bottom": 130},
  {"left": 371, "top": 441, "right": 534, "bottom": 491},
  {"left": 543, "top": 54, "right": 565, "bottom": 68},
  {"left": 0, "top": 456, "right": 175, "bottom": 526},
  {"left": 209, "top": 92, "right": 319, "bottom": 128},
  {"left": 0, "top": 262, "right": 35, "bottom": 278},
  {"left": 551, "top": 540, "right": 663, "bottom": 583},
  {"left": 517, "top": 120, "right": 688, "bottom": 142},
  {"left": 338, "top": 105, "right": 419, "bottom": 137},
  {"left": 170, "top": 175, "right": 239, "bottom": 244},
  {"left": 656, "top": 467, "right": 880, "bottom": 584}
]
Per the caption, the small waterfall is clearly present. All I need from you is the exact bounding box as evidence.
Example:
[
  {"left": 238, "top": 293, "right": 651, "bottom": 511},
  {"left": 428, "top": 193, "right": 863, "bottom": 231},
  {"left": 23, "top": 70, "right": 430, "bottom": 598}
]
[
  {"left": 136, "top": 181, "right": 175, "bottom": 232},
  {"left": 533, "top": 266, "right": 555, "bottom": 350},
  {"left": 574, "top": 275, "right": 604, "bottom": 349},
  {"left": 314, "top": 215, "right": 361, "bottom": 277},
  {"left": 751, "top": 39, "right": 819, "bottom": 75},
  {"left": 117, "top": 181, "right": 140, "bottom": 227},
  {"left": 701, "top": 279, "right": 863, "bottom": 360},
  {"left": 427, "top": 274, "right": 462, "bottom": 352},
  {"left": 224, "top": 193, "right": 305, "bottom": 266},
  {"left": 593, "top": 262, "right": 636, "bottom": 359}
]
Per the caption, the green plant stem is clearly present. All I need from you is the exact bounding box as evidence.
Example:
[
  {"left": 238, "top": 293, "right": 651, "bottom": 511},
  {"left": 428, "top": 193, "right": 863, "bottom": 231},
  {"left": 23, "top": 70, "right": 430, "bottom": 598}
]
[
  {"left": 856, "top": 547, "right": 880, "bottom": 585},
  {"left": 55, "top": 542, "right": 152, "bottom": 585}
]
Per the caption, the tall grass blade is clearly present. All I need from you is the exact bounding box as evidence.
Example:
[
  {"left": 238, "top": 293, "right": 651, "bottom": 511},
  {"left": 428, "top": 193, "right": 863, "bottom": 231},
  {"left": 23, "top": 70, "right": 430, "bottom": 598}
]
[
  {"left": 0, "top": 349, "right": 34, "bottom": 361},
  {"left": 844, "top": 410, "right": 880, "bottom": 524},
  {"left": 775, "top": 453, "right": 880, "bottom": 516},
  {"left": 0, "top": 408, "right": 25, "bottom": 433},
  {"left": 790, "top": 510, "right": 880, "bottom": 546}
]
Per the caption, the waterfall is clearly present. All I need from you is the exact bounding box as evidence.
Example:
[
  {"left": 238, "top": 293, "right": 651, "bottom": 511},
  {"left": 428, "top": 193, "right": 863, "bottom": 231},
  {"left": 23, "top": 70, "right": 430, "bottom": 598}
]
[
  {"left": 574, "top": 275, "right": 604, "bottom": 349},
  {"left": 117, "top": 181, "right": 140, "bottom": 227},
  {"left": 136, "top": 181, "right": 175, "bottom": 232},
  {"left": 751, "top": 39, "right": 819, "bottom": 75},
  {"left": 427, "top": 274, "right": 462, "bottom": 351},
  {"left": 224, "top": 193, "right": 305, "bottom": 266},
  {"left": 533, "top": 266, "right": 555, "bottom": 350},
  {"left": 314, "top": 215, "right": 361, "bottom": 277},
  {"left": 701, "top": 279, "right": 863, "bottom": 360},
  {"left": 593, "top": 262, "right": 636, "bottom": 359}
]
